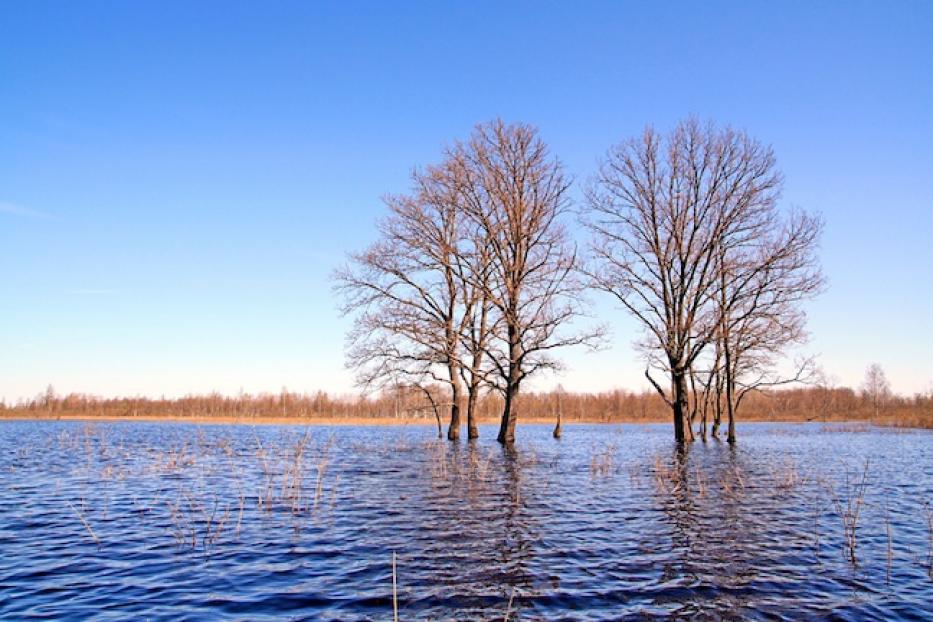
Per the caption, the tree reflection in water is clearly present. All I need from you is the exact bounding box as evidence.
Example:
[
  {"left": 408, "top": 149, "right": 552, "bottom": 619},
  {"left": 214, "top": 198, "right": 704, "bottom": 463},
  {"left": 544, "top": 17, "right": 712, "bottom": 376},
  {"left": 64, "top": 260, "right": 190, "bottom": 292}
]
[
  {"left": 647, "top": 443, "right": 831, "bottom": 619},
  {"left": 397, "top": 440, "right": 541, "bottom": 619}
]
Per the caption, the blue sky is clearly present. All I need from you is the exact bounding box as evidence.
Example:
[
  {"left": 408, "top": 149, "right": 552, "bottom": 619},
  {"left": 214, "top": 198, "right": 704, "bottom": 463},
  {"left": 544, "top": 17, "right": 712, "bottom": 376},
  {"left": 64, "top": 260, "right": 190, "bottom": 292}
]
[{"left": 2, "top": 1, "right": 931, "bottom": 402}]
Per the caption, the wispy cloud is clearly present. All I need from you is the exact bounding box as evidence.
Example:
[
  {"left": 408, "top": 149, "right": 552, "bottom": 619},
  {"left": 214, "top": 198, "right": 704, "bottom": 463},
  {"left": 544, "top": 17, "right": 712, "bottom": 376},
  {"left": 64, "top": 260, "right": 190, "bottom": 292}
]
[{"left": 0, "top": 201, "right": 53, "bottom": 220}]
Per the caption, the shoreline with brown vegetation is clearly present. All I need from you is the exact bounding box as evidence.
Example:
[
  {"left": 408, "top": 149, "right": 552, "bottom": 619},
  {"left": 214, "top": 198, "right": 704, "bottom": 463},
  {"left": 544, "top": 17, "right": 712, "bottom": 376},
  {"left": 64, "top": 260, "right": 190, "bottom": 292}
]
[
  {"left": 2, "top": 410, "right": 930, "bottom": 429},
  {"left": 4, "top": 384, "right": 931, "bottom": 431},
  {"left": 0, "top": 412, "right": 670, "bottom": 427}
]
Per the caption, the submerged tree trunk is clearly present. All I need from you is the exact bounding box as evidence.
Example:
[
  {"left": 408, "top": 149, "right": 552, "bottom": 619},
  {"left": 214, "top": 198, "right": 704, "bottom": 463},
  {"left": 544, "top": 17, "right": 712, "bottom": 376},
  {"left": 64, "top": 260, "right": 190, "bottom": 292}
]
[
  {"left": 725, "top": 366, "right": 737, "bottom": 444},
  {"left": 711, "top": 372, "right": 722, "bottom": 438},
  {"left": 497, "top": 353, "right": 521, "bottom": 445},
  {"left": 447, "top": 366, "right": 463, "bottom": 441},
  {"left": 497, "top": 326, "right": 522, "bottom": 445},
  {"left": 464, "top": 294, "right": 489, "bottom": 441},
  {"left": 553, "top": 390, "right": 562, "bottom": 439},
  {"left": 723, "top": 333, "right": 737, "bottom": 444},
  {"left": 690, "top": 369, "right": 707, "bottom": 442},
  {"left": 498, "top": 382, "right": 519, "bottom": 444},
  {"left": 671, "top": 369, "right": 688, "bottom": 443},
  {"left": 447, "top": 400, "right": 461, "bottom": 441},
  {"left": 466, "top": 386, "right": 479, "bottom": 440}
]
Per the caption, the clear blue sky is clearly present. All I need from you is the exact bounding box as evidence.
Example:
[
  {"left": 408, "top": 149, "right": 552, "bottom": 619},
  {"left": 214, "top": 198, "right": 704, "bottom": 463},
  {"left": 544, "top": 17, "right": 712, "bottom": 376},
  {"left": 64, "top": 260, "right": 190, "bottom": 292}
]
[{"left": 2, "top": 1, "right": 931, "bottom": 402}]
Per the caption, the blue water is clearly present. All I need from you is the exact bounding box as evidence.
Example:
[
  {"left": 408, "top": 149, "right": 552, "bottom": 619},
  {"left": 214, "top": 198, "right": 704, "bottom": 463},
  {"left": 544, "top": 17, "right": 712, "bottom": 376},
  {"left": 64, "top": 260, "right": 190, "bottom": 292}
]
[{"left": 0, "top": 421, "right": 931, "bottom": 620}]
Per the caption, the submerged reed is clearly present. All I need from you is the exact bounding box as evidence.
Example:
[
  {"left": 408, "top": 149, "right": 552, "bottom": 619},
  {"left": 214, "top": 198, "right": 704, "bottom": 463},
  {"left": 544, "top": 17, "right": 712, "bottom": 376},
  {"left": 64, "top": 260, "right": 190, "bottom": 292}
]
[
  {"left": 67, "top": 500, "right": 100, "bottom": 547},
  {"left": 589, "top": 443, "right": 616, "bottom": 478},
  {"left": 503, "top": 587, "right": 516, "bottom": 622},
  {"left": 827, "top": 458, "right": 870, "bottom": 567}
]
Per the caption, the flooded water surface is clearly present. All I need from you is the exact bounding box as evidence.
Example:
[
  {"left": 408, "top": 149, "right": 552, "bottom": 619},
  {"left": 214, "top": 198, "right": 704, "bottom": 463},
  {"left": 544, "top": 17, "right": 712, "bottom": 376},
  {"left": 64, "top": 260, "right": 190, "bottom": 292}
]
[{"left": 0, "top": 421, "right": 931, "bottom": 620}]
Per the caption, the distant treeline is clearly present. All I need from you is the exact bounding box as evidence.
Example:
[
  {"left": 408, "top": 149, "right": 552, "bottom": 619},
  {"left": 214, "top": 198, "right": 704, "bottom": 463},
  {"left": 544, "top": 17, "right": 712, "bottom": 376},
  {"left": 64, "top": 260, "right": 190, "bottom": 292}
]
[{"left": 5, "top": 385, "right": 931, "bottom": 428}]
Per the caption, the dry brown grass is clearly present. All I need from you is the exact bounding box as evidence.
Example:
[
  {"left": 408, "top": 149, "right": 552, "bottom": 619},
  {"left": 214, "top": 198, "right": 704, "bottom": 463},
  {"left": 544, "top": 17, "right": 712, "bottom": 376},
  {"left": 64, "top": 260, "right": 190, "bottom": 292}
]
[
  {"left": 7, "top": 406, "right": 931, "bottom": 429},
  {"left": 589, "top": 443, "right": 617, "bottom": 478},
  {"left": 8, "top": 384, "right": 933, "bottom": 427},
  {"left": 773, "top": 459, "right": 802, "bottom": 491},
  {"left": 1, "top": 412, "right": 449, "bottom": 427},
  {"left": 0, "top": 411, "right": 647, "bottom": 426},
  {"left": 825, "top": 459, "right": 871, "bottom": 567}
]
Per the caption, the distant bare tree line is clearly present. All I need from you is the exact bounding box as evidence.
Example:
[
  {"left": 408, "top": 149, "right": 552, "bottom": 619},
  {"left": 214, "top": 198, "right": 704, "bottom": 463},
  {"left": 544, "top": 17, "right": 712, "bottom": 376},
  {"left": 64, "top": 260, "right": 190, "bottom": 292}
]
[
  {"left": 5, "top": 381, "right": 931, "bottom": 428},
  {"left": 336, "top": 118, "right": 829, "bottom": 443}
]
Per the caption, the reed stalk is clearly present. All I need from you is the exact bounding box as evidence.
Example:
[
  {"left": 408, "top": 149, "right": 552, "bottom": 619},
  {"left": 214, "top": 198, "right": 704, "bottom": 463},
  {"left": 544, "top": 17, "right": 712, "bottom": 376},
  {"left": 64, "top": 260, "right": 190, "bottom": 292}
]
[
  {"left": 67, "top": 500, "right": 100, "bottom": 547},
  {"left": 503, "top": 587, "right": 515, "bottom": 622}
]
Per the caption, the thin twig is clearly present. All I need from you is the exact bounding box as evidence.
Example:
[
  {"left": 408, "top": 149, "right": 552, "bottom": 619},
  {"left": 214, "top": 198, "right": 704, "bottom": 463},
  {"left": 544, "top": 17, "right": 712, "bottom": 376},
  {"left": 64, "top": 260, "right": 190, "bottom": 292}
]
[
  {"left": 67, "top": 501, "right": 100, "bottom": 546},
  {"left": 503, "top": 587, "right": 516, "bottom": 622}
]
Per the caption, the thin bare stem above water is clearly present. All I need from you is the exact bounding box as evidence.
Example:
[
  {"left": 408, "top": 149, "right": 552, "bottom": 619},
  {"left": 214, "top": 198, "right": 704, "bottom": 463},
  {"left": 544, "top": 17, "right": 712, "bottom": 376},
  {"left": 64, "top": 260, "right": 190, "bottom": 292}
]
[
  {"left": 66, "top": 500, "right": 100, "bottom": 547},
  {"left": 827, "top": 458, "right": 870, "bottom": 567}
]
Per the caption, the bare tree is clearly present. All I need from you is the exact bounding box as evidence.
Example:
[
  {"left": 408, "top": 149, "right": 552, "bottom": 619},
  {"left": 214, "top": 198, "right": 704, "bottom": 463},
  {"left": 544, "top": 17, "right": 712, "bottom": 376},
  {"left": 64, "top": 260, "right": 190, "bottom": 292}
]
[
  {"left": 408, "top": 382, "right": 446, "bottom": 439},
  {"left": 450, "top": 120, "right": 602, "bottom": 444},
  {"left": 584, "top": 119, "right": 819, "bottom": 443},
  {"left": 708, "top": 207, "right": 825, "bottom": 442},
  {"left": 43, "top": 383, "right": 56, "bottom": 415},
  {"left": 861, "top": 363, "right": 891, "bottom": 416},
  {"left": 414, "top": 151, "right": 499, "bottom": 440},
  {"left": 334, "top": 162, "right": 473, "bottom": 440},
  {"left": 459, "top": 247, "right": 495, "bottom": 439}
]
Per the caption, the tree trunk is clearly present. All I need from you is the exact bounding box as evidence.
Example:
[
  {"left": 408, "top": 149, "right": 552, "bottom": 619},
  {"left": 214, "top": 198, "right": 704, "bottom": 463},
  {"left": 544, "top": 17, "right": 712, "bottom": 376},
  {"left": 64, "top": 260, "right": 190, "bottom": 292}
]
[
  {"left": 726, "top": 387, "right": 736, "bottom": 443},
  {"left": 711, "top": 382, "right": 722, "bottom": 439},
  {"left": 684, "top": 369, "right": 697, "bottom": 443},
  {"left": 466, "top": 296, "right": 488, "bottom": 441},
  {"left": 724, "top": 348, "right": 737, "bottom": 445},
  {"left": 671, "top": 369, "right": 688, "bottom": 443},
  {"left": 447, "top": 369, "right": 463, "bottom": 441},
  {"left": 497, "top": 382, "right": 519, "bottom": 444},
  {"left": 498, "top": 326, "right": 521, "bottom": 445},
  {"left": 553, "top": 391, "right": 562, "bottom": 439},
  {"left": 447, "top": 400, "right": 462, "bottom": 441},
  {"left": 466, "top": 385, "right": 479, "bottom": 440},
  {"left": 725, "top": 393, "right": 736, "bottom": 443}
]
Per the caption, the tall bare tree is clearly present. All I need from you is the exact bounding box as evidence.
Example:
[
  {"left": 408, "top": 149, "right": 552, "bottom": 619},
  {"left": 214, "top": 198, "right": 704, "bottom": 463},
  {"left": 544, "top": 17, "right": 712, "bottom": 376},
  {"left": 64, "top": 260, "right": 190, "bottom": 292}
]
[
  {"left": 334, "top": 162, "right": 474, "bottom": 440},
  {"left": 710, "top": 207, "right": 824, "bottom": 441},
  {"left": 450, "top": 120, "right": 602, "bottom": 444},
  {"left": 584, "top": 118, "right": 820, "bottom": 443}
]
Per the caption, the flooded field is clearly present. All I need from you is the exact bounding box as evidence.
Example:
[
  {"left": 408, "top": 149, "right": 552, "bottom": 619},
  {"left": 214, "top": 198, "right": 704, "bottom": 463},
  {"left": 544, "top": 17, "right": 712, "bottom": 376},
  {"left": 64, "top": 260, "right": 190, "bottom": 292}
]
[{"left": 0, "top": 420, "right": 931, "bottom": 620}]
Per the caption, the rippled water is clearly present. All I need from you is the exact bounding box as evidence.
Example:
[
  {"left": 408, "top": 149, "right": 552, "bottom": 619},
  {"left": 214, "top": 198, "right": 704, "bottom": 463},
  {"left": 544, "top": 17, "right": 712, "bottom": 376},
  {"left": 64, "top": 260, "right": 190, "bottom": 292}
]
[{"left": 0, "top": 421, "right": 931, "bottom": 620}]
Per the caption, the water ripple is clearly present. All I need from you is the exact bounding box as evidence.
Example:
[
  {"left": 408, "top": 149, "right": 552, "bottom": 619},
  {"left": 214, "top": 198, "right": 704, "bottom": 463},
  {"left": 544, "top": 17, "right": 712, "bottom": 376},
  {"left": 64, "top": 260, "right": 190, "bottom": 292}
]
[{"left": 0, "top": 420, "right": 931, "bottom": 620}]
